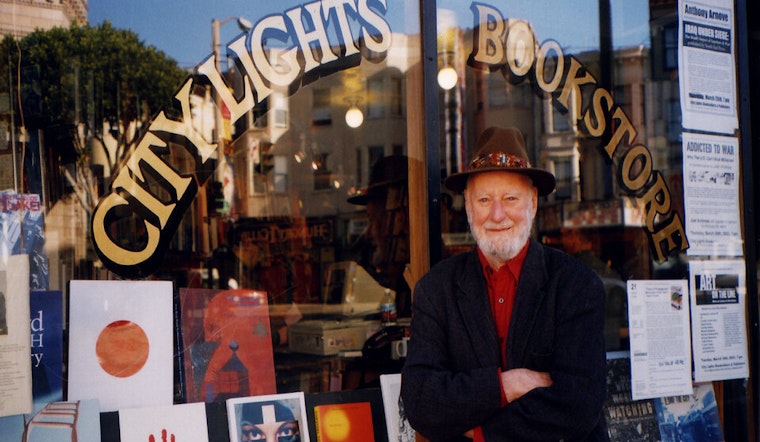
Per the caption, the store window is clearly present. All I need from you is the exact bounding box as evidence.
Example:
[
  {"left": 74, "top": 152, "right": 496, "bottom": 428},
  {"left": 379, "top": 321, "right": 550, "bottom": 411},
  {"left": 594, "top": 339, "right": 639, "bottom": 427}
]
[{"left": 1, "top": 0, "right": 753, "bottom": 439}]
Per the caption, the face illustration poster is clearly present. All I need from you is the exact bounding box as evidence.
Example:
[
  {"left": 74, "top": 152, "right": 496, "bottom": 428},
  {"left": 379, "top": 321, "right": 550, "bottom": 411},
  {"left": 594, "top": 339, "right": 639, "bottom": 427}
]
[
  {"left": 227, "top": 392, "right": 310, "bottom": 442},
  {"left": 119, "top": 402, "right": 209, "bottom": 442},
  {"left": 67, "top": 280, "right": 174, "bottom": 412}
]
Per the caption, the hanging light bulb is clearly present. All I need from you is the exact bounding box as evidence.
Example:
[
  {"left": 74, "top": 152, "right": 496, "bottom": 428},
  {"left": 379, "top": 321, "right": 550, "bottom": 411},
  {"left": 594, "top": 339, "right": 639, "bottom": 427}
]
[
  {"left": 345, "top": 103, "right": 364, "bottom": 128},
  {"left": 438, "top": 66, "right": 458, "bottom": 90}
]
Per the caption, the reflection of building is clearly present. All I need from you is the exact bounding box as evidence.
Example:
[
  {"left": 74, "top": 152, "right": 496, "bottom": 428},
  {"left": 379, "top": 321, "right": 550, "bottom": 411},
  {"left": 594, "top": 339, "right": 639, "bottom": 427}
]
[
  {"left": 0, "top": 0, "right": 87, "bottom": 39},
  {"left": 192, "top": 34, "right": 417, "bottom": 294},
  {"left": 225, "top": 38, "right": 413, "bottom": 221}
]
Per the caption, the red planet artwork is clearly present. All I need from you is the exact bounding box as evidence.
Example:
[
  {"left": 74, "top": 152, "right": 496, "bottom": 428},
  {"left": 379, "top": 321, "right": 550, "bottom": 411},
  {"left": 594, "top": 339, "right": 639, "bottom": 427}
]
[{"left": 96, "top": 320, "right": 150, "bottom": 377}]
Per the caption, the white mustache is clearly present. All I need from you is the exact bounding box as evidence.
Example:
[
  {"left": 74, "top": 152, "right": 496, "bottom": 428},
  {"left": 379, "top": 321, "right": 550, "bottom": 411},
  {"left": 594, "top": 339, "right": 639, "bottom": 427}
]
[{"left": 482, "top": 223, "right": 514, "bottom": 230}]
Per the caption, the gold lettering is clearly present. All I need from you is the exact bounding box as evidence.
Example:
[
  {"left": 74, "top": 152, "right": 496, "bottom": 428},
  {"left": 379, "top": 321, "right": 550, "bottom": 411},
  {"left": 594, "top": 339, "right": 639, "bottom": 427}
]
[
  {"left": 357, "top": 0, "right": 392, "bottom": 54},
  {"left": 227, "top": 36, "right": 273, "bottom": 104},
  {"left": 251, "top": 15, "right": 301, "bottom": 87},
  {"left": 197, "top": 57, "right": 255, "bottom": 124},
  {"left": 91, "top": 193, "right": 162, "bottom": 266},
  {"left": 535, "top": 40, "right": 564, "bottom": 93},
  {"left": 151, "top": 79, "right": 217, "bottom": 163},
  {"left": 583, "top": 87, "right": 613, "bottom": 137},
  {"left": 125, "top": 132, "right": 192, "bottom": 228},
  {"left": 650, "top": 214, "right": 689, "bottom": 261},
  {"left": 637, "top": 172, "right": 671, "bottom": 231},
  {"left": 470, "top": 4, "right": 506, "bottom": 66},
  {"left": 620, "top": 144, "right": 652, "bottom": 192},
  {"left": 604, "top": 107, "right": 637, "bottom": 159},
  {"left": 557, "top": 57, "right": 596, "bottom": 122},
  {"left": 505, "top": 20, "right": 535, "bottom": 77},
  {"left": 322, "top": 0, "right": 361, "bottom": 57},
  {"left": 286, "top": 2, "right": 339, "bottom": 72}
]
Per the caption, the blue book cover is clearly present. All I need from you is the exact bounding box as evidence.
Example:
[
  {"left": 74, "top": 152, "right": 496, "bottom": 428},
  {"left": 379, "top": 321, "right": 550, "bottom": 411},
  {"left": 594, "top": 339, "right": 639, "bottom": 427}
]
[
  {"left": 0, "top": 290, "right": 65, "bottom": 439},
  {"left": 29, "top": 290, "right": 64, "bottom": 406},
  {"left": 653, "top": 383, "right": 725, "bottom": 442}
]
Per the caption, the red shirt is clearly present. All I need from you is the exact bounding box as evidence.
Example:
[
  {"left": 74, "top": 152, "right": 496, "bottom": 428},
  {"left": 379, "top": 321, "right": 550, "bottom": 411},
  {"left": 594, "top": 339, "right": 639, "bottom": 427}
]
[{"left": 473, "top": 241, "right": 529, "bottom": 442}]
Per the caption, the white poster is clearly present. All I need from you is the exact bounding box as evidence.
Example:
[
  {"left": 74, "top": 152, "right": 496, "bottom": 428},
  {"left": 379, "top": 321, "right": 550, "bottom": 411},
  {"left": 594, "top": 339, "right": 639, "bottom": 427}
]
[
  {"left": 682, "top": 133, "right": 741, "bottom": 257},
  {"left": 67, "top": 280, "right": 174, "bottom": 412},
  {"left": 678, "top": 0, "right": 738, "bottom": 134},
  {"left": 627, "top": 280, "right": 693, "bottom": 400},
  {"left": 689, "top": 259, "right": 748, "bottom": 382},
  {"left": 119, "top": 402, "right": 209, "bottom": 442},
  {"left": 0, "top": 255, "right": 32, "bottom": 417}
]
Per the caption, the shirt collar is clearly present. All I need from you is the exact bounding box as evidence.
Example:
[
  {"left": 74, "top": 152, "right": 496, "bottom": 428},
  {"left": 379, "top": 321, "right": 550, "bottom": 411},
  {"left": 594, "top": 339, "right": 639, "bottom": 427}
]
[{"left": 477, "top": 240, "right": 530, "bottom": 280}]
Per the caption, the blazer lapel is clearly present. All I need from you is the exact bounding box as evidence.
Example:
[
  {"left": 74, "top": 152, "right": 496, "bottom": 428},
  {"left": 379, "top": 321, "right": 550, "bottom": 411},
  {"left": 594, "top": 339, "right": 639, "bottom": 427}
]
[
  {"left": 454, "top": 251, "right": 502, "bottom": 367},
  {"left": 507, "top": 239, "right": 549, "bottom": 361}
]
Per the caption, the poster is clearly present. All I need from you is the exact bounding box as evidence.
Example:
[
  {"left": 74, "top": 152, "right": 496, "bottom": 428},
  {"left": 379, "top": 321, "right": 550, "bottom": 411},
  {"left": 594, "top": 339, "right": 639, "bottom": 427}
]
[
  {"left": 604, "top": 353, "right": 661, "bottom": 442},
  {"left": 653, "top": 383, "right": 724, "bottom": 442},
  {"left": 678, "top": 0, "right": 738, "bottom": 134},
  {"left": 179, "top": 288, "right": 276, "bottom": 403},
  {"left": 67, "top": 280, "right": 174, "bottom": 412},
  {"left": 627, "top": 280, "right": 693, "bottom": 400},
  {"left": 0, "top": 193, "right": 48, "bottom": 290},
  {"left": 682, "top": 133, "right": 741, "bottom": 257},
  {"left": 227, "top": 392, "right": 310, "bottom": 442},
  {"left": 0, "top": 254, "right": 32, "bottom": 418},
  {"left": 689, "top": 259, "right": 748, "bottom": 382},
  {"left": 119, "top": 402, "right": 209, "bottom": 442}
]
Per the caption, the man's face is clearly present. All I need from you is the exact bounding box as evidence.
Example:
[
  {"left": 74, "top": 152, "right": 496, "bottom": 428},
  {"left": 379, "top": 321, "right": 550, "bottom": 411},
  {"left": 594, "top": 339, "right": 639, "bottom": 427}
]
[{"left": 465, "top": 171, "right": 537, "bottom": 268}]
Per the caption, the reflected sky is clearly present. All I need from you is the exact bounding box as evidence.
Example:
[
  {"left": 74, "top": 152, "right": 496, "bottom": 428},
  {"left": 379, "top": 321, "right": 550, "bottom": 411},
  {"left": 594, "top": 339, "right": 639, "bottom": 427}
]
[{"left": 89, "top": 1, "right": 648, "bottom": 70}]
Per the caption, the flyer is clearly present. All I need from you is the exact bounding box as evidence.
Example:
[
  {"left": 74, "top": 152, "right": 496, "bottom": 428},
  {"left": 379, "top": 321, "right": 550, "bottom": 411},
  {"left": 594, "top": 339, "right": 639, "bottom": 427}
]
[
  {"left": 627, "top": 280, "right": 693, "bottom": 400},
  {"left": 0, "top": 254, "right": 32, "bottom": 418},
  {"left": 682, "top": 133, "right": 741, "bottom": 257},
  {"left": 689, "top": 259, "right": 748, "bottom": 382},
  {"left": 678, "top": 0, "right": 737, "bottom": 134}
]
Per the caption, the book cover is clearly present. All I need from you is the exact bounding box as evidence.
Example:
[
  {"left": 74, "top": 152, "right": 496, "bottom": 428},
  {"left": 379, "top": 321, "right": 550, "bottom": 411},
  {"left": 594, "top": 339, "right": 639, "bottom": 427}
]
[
  {"left": 604, "top": 353, "right": 661, "bottom": 442},
  {"left": 379, "top": 374, "right": 415, "bottom": 442},
  {"left": 0, "top": 254, "right": 32, "bottom": 418},
  {"left": 119, "top": 402, "right": 210, "bottom": 442},
  {"left": 179, "top": 288, "right": 276, "bottom": 403},
  {"left": 67, "top": 280, "right": 174, "bottom": 412},
  {"left": 30, "top": 290, "right": 64, "bottom": 406},
  {"left": 314, "top": 402, "right": 374, "bottom": 442},
  {"left": 306, "top": 389, "right": 387, "bottom": 442},
  {"left": 227, "top": 392, "right": 310, "bottom": 442},
  {"left": 0, "top": 193, "right": 49, "bottom": 290},
  {"left": 0, "top": 289, "right": 65, "bottom": 437},
  {"left": 20, "top": 399, "right": 101, "bottom": 442},
  {"left": 653, "top": 383, "right": 725, "bottom": 442}
]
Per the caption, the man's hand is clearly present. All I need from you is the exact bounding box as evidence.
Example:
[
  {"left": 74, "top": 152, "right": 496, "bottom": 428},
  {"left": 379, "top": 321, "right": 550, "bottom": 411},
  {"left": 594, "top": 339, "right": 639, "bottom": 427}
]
[{"left": 500, "top": 368, "right": 553, "bottom": 402}]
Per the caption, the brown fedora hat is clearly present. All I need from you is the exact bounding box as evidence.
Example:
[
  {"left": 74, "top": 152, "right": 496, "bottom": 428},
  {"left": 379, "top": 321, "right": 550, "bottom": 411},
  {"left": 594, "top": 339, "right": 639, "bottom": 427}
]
[{"left": 444, "top": 127, "right": 556, "bottom": 196}]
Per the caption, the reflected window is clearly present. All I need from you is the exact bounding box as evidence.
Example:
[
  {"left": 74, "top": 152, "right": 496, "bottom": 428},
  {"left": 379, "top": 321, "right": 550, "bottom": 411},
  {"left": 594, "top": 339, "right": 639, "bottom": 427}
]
[{"left": 312, "top": 88, "right": 332, "bottom": 126}]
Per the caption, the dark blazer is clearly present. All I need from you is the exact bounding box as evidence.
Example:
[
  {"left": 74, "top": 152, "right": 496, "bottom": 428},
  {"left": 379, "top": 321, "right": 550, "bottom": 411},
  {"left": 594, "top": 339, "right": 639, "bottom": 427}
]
[{"left": 401, "top": 238, "right": 608, "bottom": 441}]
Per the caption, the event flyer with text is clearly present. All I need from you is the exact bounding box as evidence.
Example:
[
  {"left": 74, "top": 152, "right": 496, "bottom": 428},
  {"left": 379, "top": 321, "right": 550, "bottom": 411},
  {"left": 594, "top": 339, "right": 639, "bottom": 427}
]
[
  {"left": 682, "top": 133, "right": 741, "bottom": 257},
  {"left": 689, "top": 259, "right": 748, "bottom": 382},
  {"left": 678, "top": 0, "right": 737, "bottom": 133},
  {"left": 627, "top": 280, "right": 692, "bottom": 400}
]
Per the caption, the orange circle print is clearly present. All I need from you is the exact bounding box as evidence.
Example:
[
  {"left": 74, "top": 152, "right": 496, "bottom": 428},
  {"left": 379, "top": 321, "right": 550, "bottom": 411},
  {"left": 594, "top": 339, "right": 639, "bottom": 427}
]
[{"left": 96, "top": 320, "right": 150, "bottom": 377}]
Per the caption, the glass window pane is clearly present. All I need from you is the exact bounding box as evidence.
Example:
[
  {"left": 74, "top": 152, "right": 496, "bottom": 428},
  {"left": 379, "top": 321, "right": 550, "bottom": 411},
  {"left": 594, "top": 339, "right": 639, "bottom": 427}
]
[{"left": 436, "top": 0, "right": 694, "bottom": 355}]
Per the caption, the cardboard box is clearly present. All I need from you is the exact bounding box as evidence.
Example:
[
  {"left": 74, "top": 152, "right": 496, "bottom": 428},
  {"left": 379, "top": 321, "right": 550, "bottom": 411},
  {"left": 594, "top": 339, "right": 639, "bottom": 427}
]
[{"left": 288, "top": 320, "right": 377, "bottom": 355}]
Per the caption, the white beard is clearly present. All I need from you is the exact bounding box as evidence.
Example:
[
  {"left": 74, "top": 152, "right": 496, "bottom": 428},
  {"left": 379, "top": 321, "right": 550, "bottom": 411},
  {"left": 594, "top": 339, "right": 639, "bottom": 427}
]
[{"left": 468, "top": 206, "right": 534, "bottom": 265}]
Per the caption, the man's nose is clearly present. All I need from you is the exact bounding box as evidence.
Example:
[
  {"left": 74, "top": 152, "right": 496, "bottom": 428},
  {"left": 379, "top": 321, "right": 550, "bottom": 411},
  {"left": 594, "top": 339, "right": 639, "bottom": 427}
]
[{"left": 489, "top": 199, "right": 507, "bottom": 221}]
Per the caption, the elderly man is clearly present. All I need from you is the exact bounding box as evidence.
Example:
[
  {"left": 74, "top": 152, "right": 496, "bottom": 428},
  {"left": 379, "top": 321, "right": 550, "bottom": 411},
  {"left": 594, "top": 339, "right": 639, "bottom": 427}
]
[{"left": 401, "top": 127, "right": 608, "bottom": 441}]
